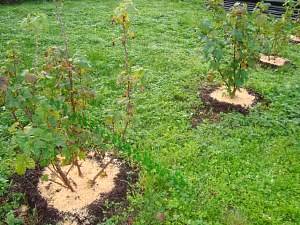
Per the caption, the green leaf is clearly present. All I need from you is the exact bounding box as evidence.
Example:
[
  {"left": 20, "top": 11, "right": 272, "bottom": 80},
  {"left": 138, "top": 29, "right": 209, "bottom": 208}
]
[
  {"left": 5, "top": 211, "right": 23, "bottom": 225},
  {"left": 15, "top": 154, "right": 35, "bottom": 175},
  {"left": 78, "top": 151, "right": 86, "bottom": 160}
]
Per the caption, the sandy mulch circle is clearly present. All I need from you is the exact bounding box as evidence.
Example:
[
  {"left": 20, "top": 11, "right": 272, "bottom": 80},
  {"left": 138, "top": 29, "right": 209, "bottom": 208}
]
[
  {"left": 12, "top": 154, "right": 139, "bottom": 225},
  {"left": 210, "top": 86, "right": 255, "bottom": 108},
  {"left": 191, "top": 85, "right": 266, "bottom": 127},
  {"left": 38, "top": 158, "right": 119, "bottom": 214},
  {"left": 290, "top": 35, "right": 300, "bottom": 43},
  {"left": 259, "top": 54, "right": 289, "bottom": 67}
]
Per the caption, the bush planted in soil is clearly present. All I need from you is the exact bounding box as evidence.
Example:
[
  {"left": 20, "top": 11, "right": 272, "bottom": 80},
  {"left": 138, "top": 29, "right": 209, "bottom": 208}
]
[
  {"left": 1, "top": 1, "right": 96, "bottom": 192},
  {"left": 200, "top": 2, "right": 256, "bottom": 98},
  {"left": 289, "top": 1, "right": 300, "bottom": 41},
  {"left": 253, "top": 1, "right": 294, "bottom": 57}
]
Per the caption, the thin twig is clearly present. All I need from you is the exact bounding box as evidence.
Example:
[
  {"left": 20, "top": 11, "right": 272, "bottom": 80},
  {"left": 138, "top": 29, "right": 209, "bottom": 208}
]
[
  {"left": 10, "top": 110, "right": 23, "bottom": 129},
  {"left": 90, "top": 157, "right": 114, "bottom": 186},
  {"left": 69, "top": 177, "right": 78, "bottom": 187},
  {"left": 47, "top": 179, "right": 68, "bottom": 189},
  {"left": 66, "top": 163, "right": 74, "bottom": 176},
  {"left": 47, "top": 165, "right": 66, "bottom": 184},
  {"left": 121, "top": 21, "right": 132, "bottom": 139}
]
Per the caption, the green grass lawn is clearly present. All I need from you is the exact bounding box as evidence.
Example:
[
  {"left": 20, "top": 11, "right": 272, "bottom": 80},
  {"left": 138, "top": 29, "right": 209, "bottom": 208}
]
[{"left": 0, "top": 0, "right": 300, "bottom": 224}]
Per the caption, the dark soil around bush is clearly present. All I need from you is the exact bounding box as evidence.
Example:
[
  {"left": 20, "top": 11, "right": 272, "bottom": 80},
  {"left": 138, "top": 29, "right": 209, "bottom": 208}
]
[{"left": 191, "top": 85, "right": 267, "bottom": 127}]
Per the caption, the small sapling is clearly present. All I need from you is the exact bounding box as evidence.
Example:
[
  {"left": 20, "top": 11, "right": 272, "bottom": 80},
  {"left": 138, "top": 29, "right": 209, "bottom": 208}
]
[
  {"left": 253, "top": 1, "right": 294, "bottom": 66},
  {"left": 108, "top": 0, "right": 144, "bottom": 138}
]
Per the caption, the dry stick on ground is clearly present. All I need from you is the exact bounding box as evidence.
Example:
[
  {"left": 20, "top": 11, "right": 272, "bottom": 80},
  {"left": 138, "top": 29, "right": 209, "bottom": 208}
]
[{"left": 89, "top": 157, "right": 114, "bottom": 187}]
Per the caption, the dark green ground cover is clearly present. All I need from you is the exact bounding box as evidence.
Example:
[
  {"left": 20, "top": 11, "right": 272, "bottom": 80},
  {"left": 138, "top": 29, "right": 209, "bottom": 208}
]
[{"left": 0, "top": 0, "right": 299, "bottom": 224}]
